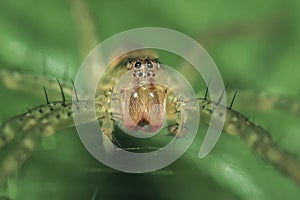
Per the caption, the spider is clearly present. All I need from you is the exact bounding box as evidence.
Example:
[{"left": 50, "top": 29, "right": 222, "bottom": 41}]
[
  {"left": 1, "top": 50, "right": 300, "bottom": 191},
  {"left": 0, "top": 0, "right": 300, "bottom": 199}
]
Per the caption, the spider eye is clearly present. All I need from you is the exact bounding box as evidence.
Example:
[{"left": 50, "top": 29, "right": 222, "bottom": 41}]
[
  {"left": 146, "top": 60, "right": 153, "bottom": 68},
  {"left": 135, "top": 62, "right": 142, "bottom": 69},
  {"left": 146, "top": 71, "right": 152, "bottom": 77},
  {"left": 138, "top": 71, "right": 144, "bottom": 77}
]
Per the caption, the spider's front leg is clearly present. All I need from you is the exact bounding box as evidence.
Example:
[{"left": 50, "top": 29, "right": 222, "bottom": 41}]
[
  {"left": 95, "top": 88, "right": 120, "bottom": 152},
  {"left": 197, "top": 95, "right": 300, "bottom": 185},
  {"left": 165, "top": 90, "right": 198, "bottom": 138},
  {"left": 0, "top": 99, "right": 93, "bottom": 183}
]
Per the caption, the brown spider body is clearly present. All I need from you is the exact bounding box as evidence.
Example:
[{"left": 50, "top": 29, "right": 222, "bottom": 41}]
[
  {"left": 124, "top": 83, "right": 167, "bottom": 132},
  {"left": 97, "top": 55, "right": 182, "bottom": 146}
]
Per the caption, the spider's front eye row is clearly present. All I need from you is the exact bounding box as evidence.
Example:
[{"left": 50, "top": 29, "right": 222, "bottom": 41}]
[{"left": 133, "top": 60, "right": 154, "bottom": 69}]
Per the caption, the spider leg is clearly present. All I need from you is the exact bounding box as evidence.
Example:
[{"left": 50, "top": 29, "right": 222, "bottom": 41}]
[
  {"left": 0, "top": 99, "right": 94, "bottom": 182},
  {"left": 165, "top": 89, "right": 195, "bottom": 138},
  {"left": 198, "top": 97, "right": 300, "bottom": 185},
  {"left": 0, "top": 101, "right": 69, "bottom": 149},
  {"left": 0, "top": 69, "right": 73, "bottom": 101},
  {"left": 226, "top": 90, "right": 300, "bottom": 117},
  {"left": 95, "top": 90, "right": 120, "bottom": 152},
  {"left": 0, "top": 80, "right": 84, "bottom": 150}
]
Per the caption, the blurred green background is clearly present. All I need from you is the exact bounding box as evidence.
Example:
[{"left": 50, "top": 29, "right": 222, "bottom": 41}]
[{"left": 0, "top": 0, "right": 300, "bottom": 199}]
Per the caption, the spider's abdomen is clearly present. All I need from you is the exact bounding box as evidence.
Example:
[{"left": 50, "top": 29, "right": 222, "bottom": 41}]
[{"left": 122, "top": 84, "right": 167, "bottom": 132}]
